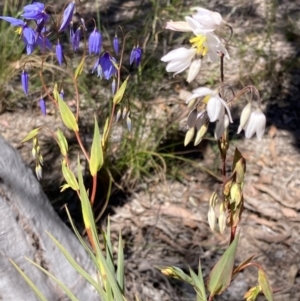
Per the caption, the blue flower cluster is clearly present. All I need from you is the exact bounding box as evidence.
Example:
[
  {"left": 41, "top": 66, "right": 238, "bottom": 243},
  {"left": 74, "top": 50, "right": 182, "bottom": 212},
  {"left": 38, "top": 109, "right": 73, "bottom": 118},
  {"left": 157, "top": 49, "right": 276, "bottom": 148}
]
[{"left": 0, "top": 1, "right": 143, "bottom": 115}]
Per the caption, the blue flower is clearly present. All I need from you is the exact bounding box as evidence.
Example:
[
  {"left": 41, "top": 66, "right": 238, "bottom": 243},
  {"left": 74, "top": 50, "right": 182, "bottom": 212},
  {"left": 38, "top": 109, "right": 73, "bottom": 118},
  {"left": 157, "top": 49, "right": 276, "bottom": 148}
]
[
  {"left": 59, "top": 89, "right": 64, "bottom": 99},
  {"left": 59, "top": 1, "right": 75, "bottom": 32},
  {"left": 88, "top": 28, "right": 102, "bottom": 55},
  {"left": 92, "top": 52, "right": 117, "bottom": 80},
  {"left": 113, "top": 35, "right": 119, "bottom": 55},
  {"left": 0, "top": 17, "right": 36, "bottom": 54},
  {"left": 130, "top": 46, "right": 142, "bottom": 66},
  {"left": 71, "top": 27, "right": 81, "bottom": 51},
  {"left": 21, "top": 70, "right": 29, "bottom": 95},
  {"left": 36, "top": 33, "right": 52, "bottom": 53},
  {"left": 39, "top": 98, "right": 46, "bottom": 115},
  {"left": 56, "top": 41, "right": 63, "bottom": 65},
  {"left": 22, "top": 2, "right": 49, "bottom": 24}
]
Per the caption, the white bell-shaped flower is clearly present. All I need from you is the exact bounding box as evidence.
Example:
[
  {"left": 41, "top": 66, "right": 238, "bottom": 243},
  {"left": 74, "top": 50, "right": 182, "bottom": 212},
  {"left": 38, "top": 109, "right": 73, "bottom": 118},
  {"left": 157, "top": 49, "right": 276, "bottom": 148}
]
[{"left": 243, "top": 108, "right": 266, "bottom": 139}]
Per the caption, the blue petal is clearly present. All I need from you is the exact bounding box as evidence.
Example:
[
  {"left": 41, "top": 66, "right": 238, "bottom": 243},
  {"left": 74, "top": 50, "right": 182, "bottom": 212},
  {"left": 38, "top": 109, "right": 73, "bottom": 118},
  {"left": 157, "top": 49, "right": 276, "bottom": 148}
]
[
  {"left": 23, "top": 26, "right": 36, "bottom": 45},
  {"left": 59, "top": 1, "right": 75, "bottom": 32},
  {"left": 0, "top": 16, "right": 25, "bottom": 26}
]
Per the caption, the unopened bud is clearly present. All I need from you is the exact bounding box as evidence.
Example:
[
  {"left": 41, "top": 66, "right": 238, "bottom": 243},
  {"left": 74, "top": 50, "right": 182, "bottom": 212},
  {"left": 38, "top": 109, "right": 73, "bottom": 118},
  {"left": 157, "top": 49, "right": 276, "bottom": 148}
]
[
  {"left": 194, "top": 121, "right": 208, "bottom": 146},
  {"left": 208, "top": 207, "right": 216, "bottom": 231},
  {"left": 184, "top": 127, "right": 195, "bottom": 146},
  {"left": 238, "top": 102, "right": 252, "bottom": 134}
]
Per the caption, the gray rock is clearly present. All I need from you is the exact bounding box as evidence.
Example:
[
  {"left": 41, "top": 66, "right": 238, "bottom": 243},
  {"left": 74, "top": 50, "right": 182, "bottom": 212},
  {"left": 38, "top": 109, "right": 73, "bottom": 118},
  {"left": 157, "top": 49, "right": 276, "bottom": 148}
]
[{"left": 0, "top": 135, "right": 99, "bottom": 301}]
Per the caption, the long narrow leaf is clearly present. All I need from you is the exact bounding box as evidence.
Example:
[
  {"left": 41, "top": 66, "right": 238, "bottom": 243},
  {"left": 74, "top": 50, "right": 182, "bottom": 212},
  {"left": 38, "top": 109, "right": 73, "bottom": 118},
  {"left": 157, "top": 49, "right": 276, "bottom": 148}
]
[
  {"left": 25, "top": 258, "right": 80, "bottom": 301},
  {"left": 9, "top": 259, "right": 48, "bottom": 301},
  {"left": 117, "top": 231, "right": 124, "bottom": 293},
  {"left": 46, "top": 231, "right": 106, "bottom": 298},
  {"left": 77, "top": 160, "right": 124, "bottom": 300}
]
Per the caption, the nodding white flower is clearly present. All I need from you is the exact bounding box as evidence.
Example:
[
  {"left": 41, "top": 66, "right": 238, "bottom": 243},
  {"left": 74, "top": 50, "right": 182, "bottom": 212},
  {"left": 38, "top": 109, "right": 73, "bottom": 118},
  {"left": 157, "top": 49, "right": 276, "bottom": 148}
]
[
  {"left": 242, "top": 108, "right": 266, "bottom": 139},
  {"left": 187, "top": 87, "right": 233, "bottom": 123},
  {"left": 191, "top": 7, "right": 223, "bottom": 30}
]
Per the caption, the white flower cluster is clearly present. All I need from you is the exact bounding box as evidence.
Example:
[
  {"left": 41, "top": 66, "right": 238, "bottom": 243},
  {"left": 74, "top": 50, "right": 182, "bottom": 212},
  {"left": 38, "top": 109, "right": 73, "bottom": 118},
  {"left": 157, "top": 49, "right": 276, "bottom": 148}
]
[
  {"left": 161, "top": 7, "right": 228, "bottom": 83},
  {"left": 161, "top": 7, "right": 266, "bottom": 141}
]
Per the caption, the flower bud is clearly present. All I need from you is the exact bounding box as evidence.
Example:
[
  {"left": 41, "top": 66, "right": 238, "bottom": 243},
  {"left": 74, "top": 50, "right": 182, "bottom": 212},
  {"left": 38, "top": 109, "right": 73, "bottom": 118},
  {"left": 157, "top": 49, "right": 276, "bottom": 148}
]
[
  {"left": 56, "top": 41, "right": 63, "bottom": 65},
  {"left": 238, "top": 102, "right": 251, "bottom": 134},
  {"left": 39, "top": 98, "right": 46, "bottom": 116},
  {"left": 194, "top": 121, "right": 208, "bottom": 146},
  {"left": 59, "top": 1, "right": 75, "bottom": 32},
  {"left": 184, "top": 127, "right": 195, "bottom": 146},
  {"left": 21, "top": 70, "right": 29, "bottom": 95},
  {"left": 113, "top": 35, "right": 119, "bottom": 55},
  {"left": 208, "top": 207, "right": 216, "bottom": 231}
]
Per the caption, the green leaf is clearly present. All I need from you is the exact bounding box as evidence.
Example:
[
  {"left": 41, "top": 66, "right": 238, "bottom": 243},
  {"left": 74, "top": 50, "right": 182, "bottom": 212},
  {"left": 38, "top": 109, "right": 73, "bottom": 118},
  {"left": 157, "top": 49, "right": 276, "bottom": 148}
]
[
  {"left": 62, "top": 162, "right": 79, "bottom": 191},
  {"left": 117, "top": 231, "right": 124, "bottom": 293},
  {"left": 158, "top": 266, "right": 193, "bottom": 284},
  {"left": 75, "top": 56, "right": 86, "bottom": 79},
  {"left": 113, "top": 76, "right": 129, "bottom": 104},
  {"left": 258, "top": 269, "right": 273, "bottom": 301},
  {"left": 60, "top": 183, "right": 71, "bottom": 192},
  {"left": 78, "top": 157, "right": 92, "bottom": 229},
  {"left": 207, "top": 233, "right": 240, "bottom": 296},
  {"left": 101, "top": 117, "right": 109, "bottom": 147},
  {"left": 46, "top": 231, "right": 106, "bottom": 299},
  {"left": 189, "top": 266, "right": 207, "bottom": 301},
  {"left": 77, "top": 160, "right": 124, "bottom": 300},
  {"left": 191, "top": 260, "right": 207, "bottom": 301},
  {"left": 56, "top": 129, "right": 68, "bottom": 157},
  {"left": 21, "top": 127, "right": 41, "bottom": 142},
  {"left": 56, "top": 91, "right": 79, "bottom": 132},
  {"left": 9, "top": 259, "right": 48, "bottom": 301},
  {"left": 25, "top": 257, "right": 80, "bottom": 301},
  {"left": 89, "top": 116, "right": 103, "bottom": 176}
]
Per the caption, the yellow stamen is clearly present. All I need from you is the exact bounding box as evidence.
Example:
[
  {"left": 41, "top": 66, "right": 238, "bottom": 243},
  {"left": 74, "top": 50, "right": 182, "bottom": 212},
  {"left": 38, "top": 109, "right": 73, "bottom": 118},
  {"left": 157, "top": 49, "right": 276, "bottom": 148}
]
[
  {"left": 202, "top": 95, "right": 210, "bottom": 104},
  {"left": 190, "top": 34, "right": 209, "bottom": 57},
  {"left": 15, "top": 27, "right": 23, "bottom": 36}
]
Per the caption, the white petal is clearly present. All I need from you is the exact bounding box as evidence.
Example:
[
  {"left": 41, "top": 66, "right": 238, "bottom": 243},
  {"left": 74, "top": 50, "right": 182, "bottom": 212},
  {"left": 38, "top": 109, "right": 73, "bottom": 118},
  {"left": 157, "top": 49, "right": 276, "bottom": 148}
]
[
  {"left": 216, "top": 95, "right": 233, "bottom": 122},
  {"left": 187, "top": 59, "right": 201, "bottom": 83},
  {"left": 166, "top": 21, "right": 192, "bottom": 32},
  {"left": 185, "top": 16, "right": 214, "bottom": 35},
  {"left": 207, "top": 96, "right": 222, "bottom": 122},
  {"left": 238, "top": 103, "right": 252, "bottom": 134},
  {"left": 214, "top": 115, "right": 225, "bottom": 139},
  {"left": 161, "top": 47, "right": 196, "bottom": 62},
  {"left": 166, "top": 60, "right": 190, "bottom": 74},
  {"left": 192, "top": 87, "right": 214, "bottom": 96},
  {"left": 244, "top": 112, "right": 256, "bottom": 138},
  {"left": 191, "top": 7, "right": 223, "bottom": 29},
  {"left": 255, "top": 109, "right": 266, "bottom": 139}
]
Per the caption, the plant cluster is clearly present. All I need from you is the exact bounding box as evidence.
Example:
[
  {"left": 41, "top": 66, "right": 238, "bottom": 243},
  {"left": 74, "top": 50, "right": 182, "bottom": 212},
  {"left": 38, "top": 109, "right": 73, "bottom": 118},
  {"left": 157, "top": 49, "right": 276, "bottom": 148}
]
[{"left": 0, "top": 1, "right": 274, "bottom": 301}]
